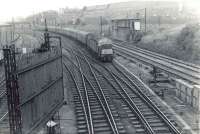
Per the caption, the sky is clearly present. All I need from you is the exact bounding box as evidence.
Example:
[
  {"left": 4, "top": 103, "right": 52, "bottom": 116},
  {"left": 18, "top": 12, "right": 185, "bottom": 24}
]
[
  {"left": 0, "top": 0, "right": 199, "bottom": 23},
  {"left": 0, "top": 0, "right": 127, "bottom": 22}
]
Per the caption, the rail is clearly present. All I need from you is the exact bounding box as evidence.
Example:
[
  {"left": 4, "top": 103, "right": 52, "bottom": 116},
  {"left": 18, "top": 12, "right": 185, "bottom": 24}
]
[
  {"left": 114, "top": 45, "right": 200, "bottom": 84},
  {"left": 0, "top": 112, "right": 8, "bottom": 122}
]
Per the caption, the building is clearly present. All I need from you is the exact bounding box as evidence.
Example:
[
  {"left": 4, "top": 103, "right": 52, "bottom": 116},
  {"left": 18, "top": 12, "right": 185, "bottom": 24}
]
[
  {"left": 111, "top": 18, "right": 142, "bottom": 41},
  {"left": 0, "top": 24, "right": 13, "bottom": 46}
]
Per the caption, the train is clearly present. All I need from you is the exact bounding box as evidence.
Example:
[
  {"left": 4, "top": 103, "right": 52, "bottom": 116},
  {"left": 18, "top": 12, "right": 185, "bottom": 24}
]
[{"left": 46, "top": 27, "right": 113, "bottom": 62}]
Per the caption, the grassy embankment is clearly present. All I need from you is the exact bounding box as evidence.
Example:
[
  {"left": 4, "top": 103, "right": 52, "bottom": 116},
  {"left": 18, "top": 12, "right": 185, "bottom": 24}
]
[{"left": 138, "top": 24, "right": 200, "bottom": 65}]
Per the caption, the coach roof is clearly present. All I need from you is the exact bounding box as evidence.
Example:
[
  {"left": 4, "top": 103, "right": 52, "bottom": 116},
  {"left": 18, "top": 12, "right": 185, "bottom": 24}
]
[{"left": 63, "top": 27, "right": 91, "bottom": 35}]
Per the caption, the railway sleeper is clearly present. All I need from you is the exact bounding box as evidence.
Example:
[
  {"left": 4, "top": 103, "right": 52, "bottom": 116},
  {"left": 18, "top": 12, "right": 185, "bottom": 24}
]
[
  {"left": 123, "top": 103, "right": 165, "bottom": 110},
  {"left": 122, "top": 104, "right": 166, "bottom": 114},
  {"left": 89, "top": 102, "right": 114, "bottom": 107},
  {"left": 95, "top": 123, "right": 126, "bottom": 134},
  {"left": 133, "top": 122, "right": 167, "bottom": 128},
  {"left": 77, "top": 128, "right": 88, "bottom": 134},
  {"left": 93, "top": 127, "right": 112, "bottom": 134},
  {"left": 86, "top": 99, "right": 100, "bottom": 103},
  {"left": 131, "top": 123, "right": 172, "bottom": 133},
  {"left": 153, "top": 127, "right": 171, "bottom": 133},
  {"left": 129, "top": 115, "right": 173, "bottom": 123},
  {"left": 77, "top": 111, "right": 104, "bottom": 117},
  {"left": 92, "top": 106, "right": 115, "bottom": 112},
  {"left": 145, "top": 115, "right": 172, "bottom": 120},
  {"left": 128, "top": 107, "right": 165, "bottom": 115},
  {"left": 75, "top": 108, "right": 85, "bottom": 113},
  {"left": 134, "top": 101, "right": 163, "bottom": 107},
  {"left": 134, "top": 108, "right": 156, "bottom": 114},
  {"left": 77, "top": 120, "right": 87, "bottom": 125},
  {"left": 77, "top": 124, "right": 88, "bottom": 129},
  {"left": 73, "top": 98, "right": 97, "bottom": 104},
  {"left": 93, "top": 122, "right": 111, "bottom": 128},
  {"left": 86, "top": 92, "right": 111, "bottom": 97},
  {"left": 73, "top": 99, "right": 82, "bottom": 103},
  {"left": 131, "top": 119, "right": 171, "bottom": 125},
  {"left": 89, "top": 102, "right": 105, "bottom": 107},
  {"left": 87, "top": 85, "right": 100, "bottom": 91},
  {"left": 126, "top": 109, "right": 172, "bottom": 119},
  {"left": 129, "top": 94, "right": 155, "bottom": 99},
  {"left": 134, "top": 102, "right": 163, "bottom": 109},
  {"left": 91, "top": 114, "right": 106, "bottom": 120},
  {"left": 127, "top": 112, "right": 158, "bottom": 118},
  {"left": 141, "top": 111, "right": 165, "bottom": 116},
  {"left": 75, "top": 108, "right": 103, "bottom": 114},
  {"left": 96, "top": 76, "right": 114, "bottom": 81},
  {"left": 92, "top": 118, "right": 120, "bottom": 124},
  {"left": 75, "top": 106, "right": 87, "bottom": 111},
  {"left": 135, "top": 128, "right": 146, "bottom": 134},
  {"left": 89, "top": 97, "right": 110, "bottom": 102},
  {"left": 130, "top": 98, "right": 158, "bottom": 105},
  {"left": 109, "top": 94, "right": 124, "bottom": 99},
  {"left": 76, "top": 116, "right": 86, "bottom": 121}
]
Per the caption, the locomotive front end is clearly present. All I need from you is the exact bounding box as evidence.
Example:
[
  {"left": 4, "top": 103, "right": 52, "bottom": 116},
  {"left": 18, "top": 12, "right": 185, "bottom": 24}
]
[{"left": 98, "top": 38, "right": 114, "bottom": 62}]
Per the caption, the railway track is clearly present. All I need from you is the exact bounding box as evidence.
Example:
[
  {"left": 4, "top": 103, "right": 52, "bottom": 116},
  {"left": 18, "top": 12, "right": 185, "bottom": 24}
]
[
  {"left": 64, "top": 55, "right": 125, "bottom": 134},
  {"left": 113, "top": 39, "right": 200, "bottom": 71},
  {"left": 62, "top": 45, "right": 181, "bottom": 134},
  {"left": 113, "top": 40, "right": 200, "bottom": 84},
  {"left": 85, "top": 53, "right": 180, "bottom": 133}
]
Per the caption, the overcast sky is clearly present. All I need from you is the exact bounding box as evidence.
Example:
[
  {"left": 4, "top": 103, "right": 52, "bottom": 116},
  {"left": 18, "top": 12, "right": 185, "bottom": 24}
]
[{"left": 0, "top": 0, "right": 199, "bottom": 23}]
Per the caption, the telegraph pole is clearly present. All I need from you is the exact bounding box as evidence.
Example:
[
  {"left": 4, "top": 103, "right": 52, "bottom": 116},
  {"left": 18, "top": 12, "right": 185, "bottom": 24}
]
[
  {"left": 100, "top": 16, "right": 102, "bottom": 36},
  {"left": 145, "top": 8, "right": 147, "bottom": 32},
  {"left": 11, "top": 18, "right": 15, "bottom": 41},
  {"left": 5, "top": 31, "right": 8, "bottom": 44},
  {"left": 0, "top": 29, "right": 1, "bottom": 46},
  {"left": 158, "top": 16, "right": 161, "bottom": 28},
  {"left": 40, "top": 19, "right": 50, "bottom": 51},
  {"left": 44, "top": 19, "right": 50, "bottom": 50}
]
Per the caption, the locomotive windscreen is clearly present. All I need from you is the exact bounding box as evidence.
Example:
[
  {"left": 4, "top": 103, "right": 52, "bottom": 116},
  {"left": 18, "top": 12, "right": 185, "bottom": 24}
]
[
  {"left": 98, "top": 38, "right": 112, "bottom": 46},
  {"left": 101, "top": 44, "right": 112, "bottom": 49}
]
